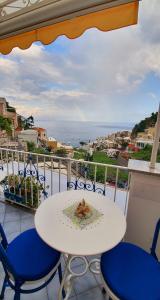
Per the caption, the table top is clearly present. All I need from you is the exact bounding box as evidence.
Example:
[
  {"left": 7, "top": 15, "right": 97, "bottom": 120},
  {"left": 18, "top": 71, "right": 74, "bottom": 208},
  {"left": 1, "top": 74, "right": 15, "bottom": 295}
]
[{"left": 35, "top": 190, "right": 126, "bottom": 256}]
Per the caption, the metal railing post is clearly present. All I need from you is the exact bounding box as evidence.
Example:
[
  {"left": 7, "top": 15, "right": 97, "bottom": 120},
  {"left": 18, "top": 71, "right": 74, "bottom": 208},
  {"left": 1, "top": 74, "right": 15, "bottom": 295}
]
[
  {"left": 67, "top": 159, "right": 71, "bottom": 190},
  {"left": 150, "top": 104, "right": 160, "bottom": 169}
]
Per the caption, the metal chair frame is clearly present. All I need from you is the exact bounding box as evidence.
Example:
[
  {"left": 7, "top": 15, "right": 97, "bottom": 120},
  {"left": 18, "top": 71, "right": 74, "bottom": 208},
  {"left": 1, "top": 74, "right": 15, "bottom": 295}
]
[
  {"left": 101, "top": 218, "right": 160, "bottom": 300},
  {"left": 0, "top": 224, "right": 64, "bottom": 300}
]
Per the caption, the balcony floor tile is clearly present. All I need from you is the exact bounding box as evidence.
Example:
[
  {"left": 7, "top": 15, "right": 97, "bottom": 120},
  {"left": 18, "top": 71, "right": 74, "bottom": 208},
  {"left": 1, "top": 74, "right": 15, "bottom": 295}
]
[
  {"left": 4, "top": 210, "right": 21, "bottom": 222},
  {"left": 72, "top": 267, "right": 98, "bottom": 295},
  {"left": 3, "top": 220, "right": 21, "bottom": 235},
  {"left": 77, "top": 286, "right": 106, "bottom": 300}
]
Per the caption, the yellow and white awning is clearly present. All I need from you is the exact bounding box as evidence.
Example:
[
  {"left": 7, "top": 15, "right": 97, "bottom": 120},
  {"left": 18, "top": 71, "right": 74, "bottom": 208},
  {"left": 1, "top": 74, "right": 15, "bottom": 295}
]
[{"left": 0, "top": 0, "right": 140, "bottom": 55}]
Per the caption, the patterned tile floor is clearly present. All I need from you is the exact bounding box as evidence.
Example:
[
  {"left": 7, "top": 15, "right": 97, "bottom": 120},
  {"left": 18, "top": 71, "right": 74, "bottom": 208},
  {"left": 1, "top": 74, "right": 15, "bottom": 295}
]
[{"left": 0, "top": 200, "right": 107, "bottom": 300}]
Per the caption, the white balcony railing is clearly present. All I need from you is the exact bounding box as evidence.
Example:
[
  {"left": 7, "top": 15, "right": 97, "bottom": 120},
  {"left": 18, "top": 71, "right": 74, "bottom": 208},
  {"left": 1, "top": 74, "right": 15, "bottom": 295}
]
[{"left": 0, "top": 148, "right": 130, "bottom": 214}]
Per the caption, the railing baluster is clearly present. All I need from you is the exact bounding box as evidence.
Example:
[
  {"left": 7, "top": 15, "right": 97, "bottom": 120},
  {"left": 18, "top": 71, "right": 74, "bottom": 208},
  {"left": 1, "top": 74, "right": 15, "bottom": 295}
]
[
  {"left": 11, "top": 151, "right": 15, "bottom": 194},
  {"left": 104, "top": 166, "right": 107, "bottom": 195},
  {"left": 75, "top": 162, "right": 78, "bottom": 190},
  {"left": 124, "top": 171, "right": 131, "bottom": 216},
  {"left": 51, "top": 157, "right": 53, "bottom": 195},
  {"left": 114, "top": 168, "right": 119, "bottom": 203},
  {"left": 24, "top": 153, "right": 27, "bottom": 205},
  {"left": 43, "top": 156, "right": 46, "bottom": 199},
  {"left": 17, "top": 152, "right": 21, "bottom": 197},
  {"left": 29, "top": 156, "right": 33, "bottom": 207},
  {"left": 36, "top": 155, "right": 40, "bottom": 206},
  {"left": 94, "top": 165, "right": 97, "bottom": 192},
  {"left": 59, "top": 159, "right": 61, "bottom": 192},
  {"left": 67, "top": 159, "right": 71, "bottom": 190},
  {"left": 84, "top": 162, "right": 87, "bottom": 189},
  {"left": 6, "top": 150, "right": 10, "bottom": 193}
]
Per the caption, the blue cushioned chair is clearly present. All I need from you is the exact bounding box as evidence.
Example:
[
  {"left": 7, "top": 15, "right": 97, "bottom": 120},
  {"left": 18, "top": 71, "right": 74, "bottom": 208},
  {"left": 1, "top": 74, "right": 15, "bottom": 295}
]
[
  {"left": 0, "top": 224, "right": 64, "bottom": 300},
  {"left": 101, "top": 219, "right": 160, "bottom": 300}
]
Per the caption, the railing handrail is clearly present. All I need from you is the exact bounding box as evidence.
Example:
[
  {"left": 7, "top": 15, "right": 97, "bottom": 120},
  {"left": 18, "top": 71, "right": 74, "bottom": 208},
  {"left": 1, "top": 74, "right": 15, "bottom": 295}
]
[{"left": 0, "top": 147, "right": 129, "bottom": 170}]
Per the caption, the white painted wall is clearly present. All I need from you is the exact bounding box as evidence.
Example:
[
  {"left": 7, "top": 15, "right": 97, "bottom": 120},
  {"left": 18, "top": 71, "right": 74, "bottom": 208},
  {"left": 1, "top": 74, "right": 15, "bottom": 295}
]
[
  {"left": 125, "top": 159, "right": 160, "bottom": 257},
  {"left": 18, "top": 130, "right": 38, "bottom": 147}
]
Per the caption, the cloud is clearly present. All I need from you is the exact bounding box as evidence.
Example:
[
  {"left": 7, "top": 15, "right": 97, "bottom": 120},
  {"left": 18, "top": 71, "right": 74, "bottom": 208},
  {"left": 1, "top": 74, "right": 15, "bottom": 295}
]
[{"left": 0, "top": 0, "right": 160, "bottom": 123}]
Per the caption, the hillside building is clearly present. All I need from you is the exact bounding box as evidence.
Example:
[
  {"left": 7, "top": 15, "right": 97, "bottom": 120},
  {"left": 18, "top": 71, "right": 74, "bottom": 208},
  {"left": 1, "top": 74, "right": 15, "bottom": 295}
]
[
  {"left": 0, "top": 97, "right": 18, "bottom": 130},
  {"left": 18, "top": 129, "right": 38, "bottom": 147},
  {"left": 32, "top": 127, "right": 47, "bottom": 141},
  {"left": 47, "top": 137, "right": 58, "bottom": 150}
]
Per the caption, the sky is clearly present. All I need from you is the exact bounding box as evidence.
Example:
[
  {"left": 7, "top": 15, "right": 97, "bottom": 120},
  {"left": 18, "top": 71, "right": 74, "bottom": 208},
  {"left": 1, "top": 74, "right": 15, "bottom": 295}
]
[{"left": 0, "top": 0, "right": 160, "bottom": 124}]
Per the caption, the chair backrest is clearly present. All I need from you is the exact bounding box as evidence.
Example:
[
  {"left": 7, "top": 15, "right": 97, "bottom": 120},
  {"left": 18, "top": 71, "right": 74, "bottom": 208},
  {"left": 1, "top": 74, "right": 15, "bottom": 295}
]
[
  {"left": 150, "top": 218, "right": 160, "bottom": 261},
  {"left": 0, "top": 223, "right": 15, "bottom": 278}
]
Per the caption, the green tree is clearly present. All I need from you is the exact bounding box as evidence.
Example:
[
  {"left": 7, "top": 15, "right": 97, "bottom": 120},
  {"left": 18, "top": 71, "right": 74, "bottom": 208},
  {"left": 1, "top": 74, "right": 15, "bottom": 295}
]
[
  {"left": 79, "top": 141, "right": 87, "bottom": 146},
  {"left": 131, "top": 112, "right": 157, "bottom": 138},
  {"left": 55, "top": 148, "right": 67, "bottom": 157},
  {"left": 0, "top": 116, "right": 12, "bottom": 134},
  {"left": 34, "top": 147, "right": 50, "bottom": 155},
  {"left": 27, "top": 141, "right": 36, "bottom": 152},
  {"left": 20, "top": 115, "right": 34, "bottom": 130},
  {"left": 134, "top": 144, "right": 160, "bottom": 163}
]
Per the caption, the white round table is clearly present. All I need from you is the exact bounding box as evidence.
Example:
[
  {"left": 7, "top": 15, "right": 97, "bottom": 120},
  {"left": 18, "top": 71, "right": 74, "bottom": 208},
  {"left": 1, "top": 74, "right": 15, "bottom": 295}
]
[{"left": 35, "top": 190, "right": 126, "bottom": 300}]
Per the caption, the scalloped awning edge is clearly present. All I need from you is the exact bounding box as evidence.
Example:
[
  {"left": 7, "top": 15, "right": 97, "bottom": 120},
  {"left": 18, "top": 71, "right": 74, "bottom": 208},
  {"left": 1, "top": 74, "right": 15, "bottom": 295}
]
[{"left": 0, "top": 2, "right": 139, "bottom": 55}]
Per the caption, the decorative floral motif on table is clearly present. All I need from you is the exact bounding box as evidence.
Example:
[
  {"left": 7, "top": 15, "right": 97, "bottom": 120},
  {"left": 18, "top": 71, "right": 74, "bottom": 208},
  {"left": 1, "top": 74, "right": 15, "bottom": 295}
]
[{"left": 63, "top": 201, "right": 103, "bottom": 230}]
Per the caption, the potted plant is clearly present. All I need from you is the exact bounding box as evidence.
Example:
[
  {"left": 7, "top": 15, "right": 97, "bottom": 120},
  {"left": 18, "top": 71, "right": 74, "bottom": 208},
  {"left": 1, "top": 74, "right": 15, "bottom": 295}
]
[{"left": 0, "top": 174, "right": 48, "bottom": 209}]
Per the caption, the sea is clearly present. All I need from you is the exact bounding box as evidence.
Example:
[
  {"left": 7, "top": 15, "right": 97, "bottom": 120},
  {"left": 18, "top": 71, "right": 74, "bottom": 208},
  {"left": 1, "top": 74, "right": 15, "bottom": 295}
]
[{"left": 36, "top": 120, "right": 134, "bottom": 147}]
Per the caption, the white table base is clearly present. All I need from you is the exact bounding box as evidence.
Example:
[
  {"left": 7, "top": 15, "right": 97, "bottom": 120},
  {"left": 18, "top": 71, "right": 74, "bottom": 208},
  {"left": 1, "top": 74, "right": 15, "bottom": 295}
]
[
  {"left": 58, "top": 255, "right": 101, "bottom": 300},
  {"left": 35, "top": 191, "right": 126, "bottom": 300}
]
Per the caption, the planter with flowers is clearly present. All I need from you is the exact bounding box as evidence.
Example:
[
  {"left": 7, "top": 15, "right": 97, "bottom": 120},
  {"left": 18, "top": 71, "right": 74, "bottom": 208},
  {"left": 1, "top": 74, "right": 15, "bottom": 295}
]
[{"left": 0, "top": 174, "right": 48, "bottom": 210}]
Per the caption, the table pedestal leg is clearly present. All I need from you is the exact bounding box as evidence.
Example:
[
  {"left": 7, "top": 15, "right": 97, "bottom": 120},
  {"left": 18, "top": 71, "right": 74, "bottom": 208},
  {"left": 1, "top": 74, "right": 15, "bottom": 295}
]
[
  {"left": 58, "top": 255, "right": 89, "bottom": 300},
  {"left": 58, "top": 256, "right": 102, "bottom": 300},
  {"left": 58, "top": 255, "right": 71, "bottom": 300}
]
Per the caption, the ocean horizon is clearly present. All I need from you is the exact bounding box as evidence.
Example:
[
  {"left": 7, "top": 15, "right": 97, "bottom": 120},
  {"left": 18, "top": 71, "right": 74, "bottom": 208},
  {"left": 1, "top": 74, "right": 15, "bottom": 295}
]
[{"left": 36, "top": 120, "right": 134, "bottom": 147}]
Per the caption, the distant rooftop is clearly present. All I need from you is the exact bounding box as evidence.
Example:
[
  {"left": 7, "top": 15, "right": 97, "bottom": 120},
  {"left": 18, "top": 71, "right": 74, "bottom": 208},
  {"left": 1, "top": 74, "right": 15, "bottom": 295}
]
[
  {"left": 32, "top": 127, "right": 46, "bottom": 132},
  {"left": 19, "top": 129, "right": 38, "bottom": 135},
  {"left": 48, "top": 137, "right": 57, "bottom": 142}
]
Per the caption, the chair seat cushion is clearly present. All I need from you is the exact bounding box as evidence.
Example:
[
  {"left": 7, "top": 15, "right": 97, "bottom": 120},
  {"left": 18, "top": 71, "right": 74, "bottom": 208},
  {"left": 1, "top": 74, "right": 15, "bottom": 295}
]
[
  {"left": 101, "top": 242, "right": 160, "bottom": 300},
  {"left": 6, "top": 228, "right": 60, "bottom": 281}
]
